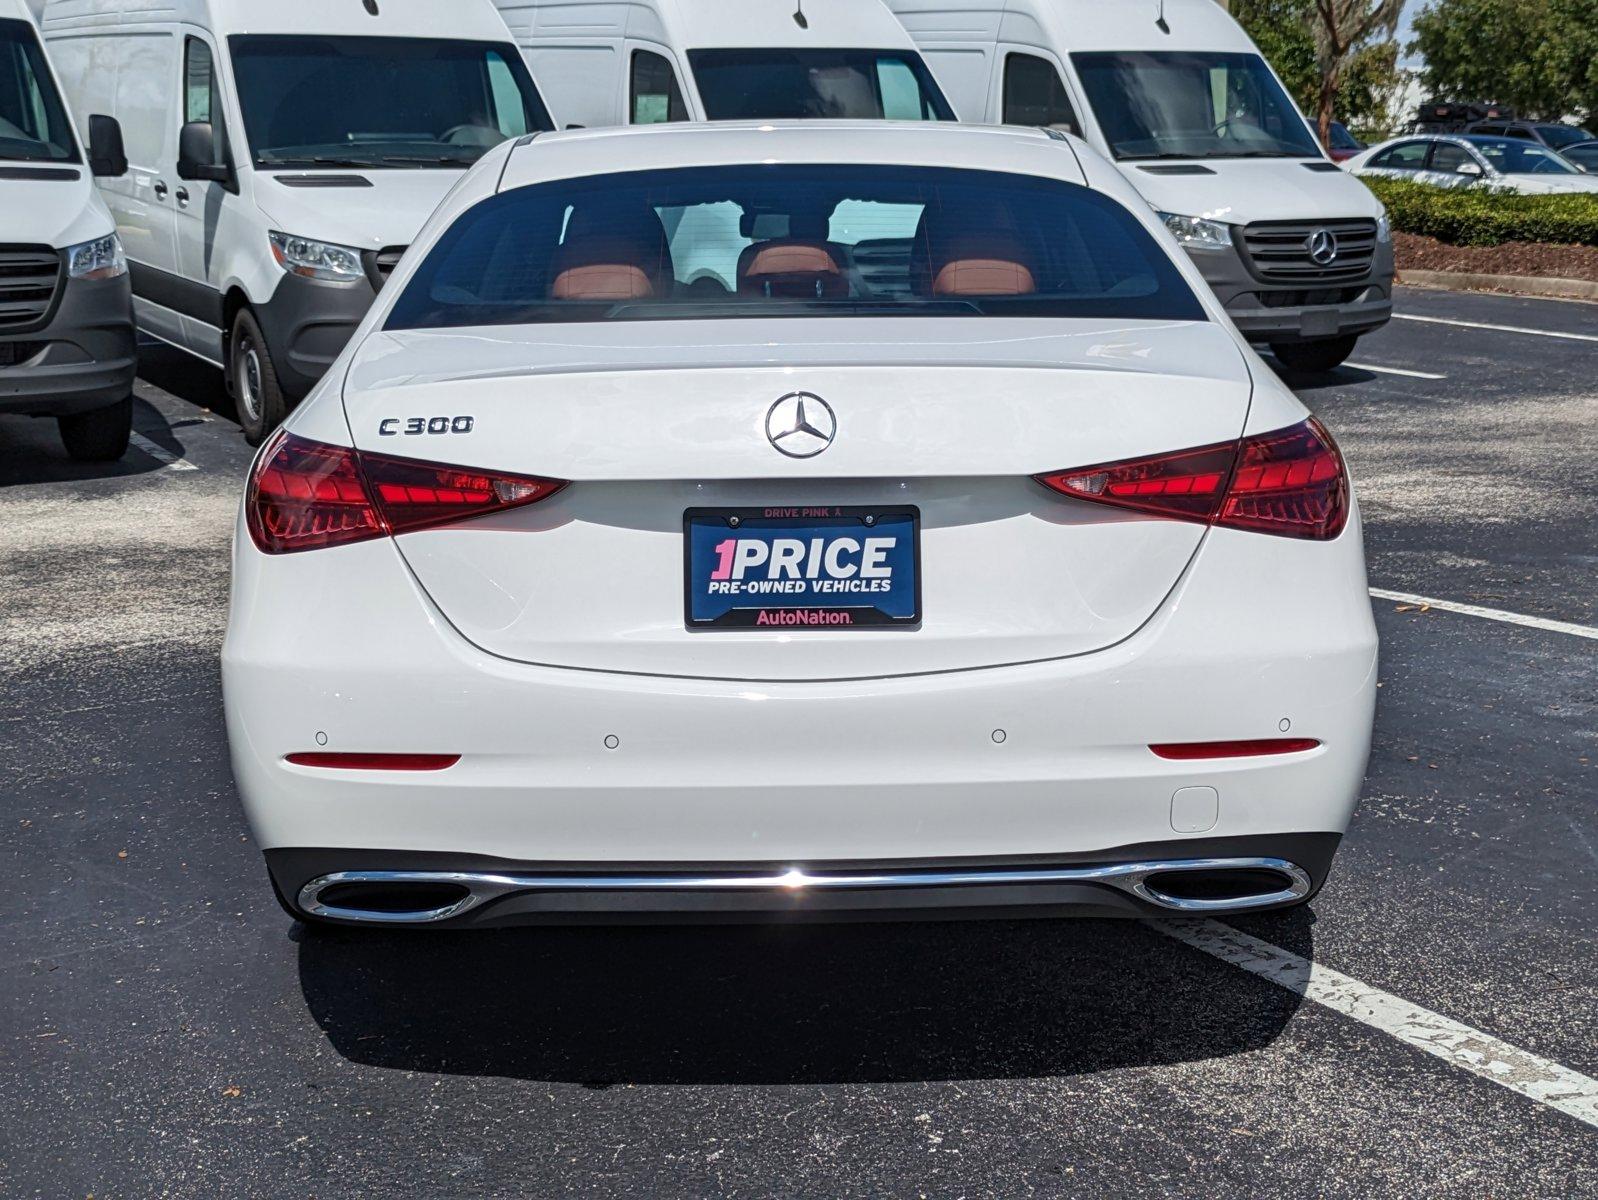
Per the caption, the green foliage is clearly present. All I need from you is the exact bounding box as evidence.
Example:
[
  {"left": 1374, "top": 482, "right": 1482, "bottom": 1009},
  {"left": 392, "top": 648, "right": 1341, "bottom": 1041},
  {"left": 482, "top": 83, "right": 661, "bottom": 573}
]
[
  {"left": 1410, "top": 0, "right": 1598, "bottom": 122},
  {"left": 1232, "top": 0, "right": 1401, "bottom": 140},
  {"left": 1361, "top": 177, "right": 1598, "bottom": 246}
]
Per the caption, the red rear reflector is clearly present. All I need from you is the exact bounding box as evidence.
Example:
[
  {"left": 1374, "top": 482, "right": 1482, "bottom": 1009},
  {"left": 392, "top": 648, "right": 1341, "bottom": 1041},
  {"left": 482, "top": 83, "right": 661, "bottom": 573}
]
[
  {"left": 1149, "top": 739, "right": 1321, "bottom": 760},
  {"left": 285, "top": 753, "right": 461, "bottom": 771},
  {"left": 1035, "top": 418, "right": 1349, "bottom": 540},
  {"left": 247, "top": 432, "right": 567, "bottom": 554}
]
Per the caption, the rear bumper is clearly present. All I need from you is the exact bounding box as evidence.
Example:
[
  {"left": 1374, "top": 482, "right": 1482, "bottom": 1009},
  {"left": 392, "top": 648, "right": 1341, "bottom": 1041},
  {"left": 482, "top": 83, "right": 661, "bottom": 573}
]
[
  {"left": 0, "top": 274, "right": 135, "bottom": 417},
  {"left": 224, "top": 508, "right": 1379, "bottom": 918},
  {"left": 271, "top": 833, "right": 1339, "bottom": 927}
]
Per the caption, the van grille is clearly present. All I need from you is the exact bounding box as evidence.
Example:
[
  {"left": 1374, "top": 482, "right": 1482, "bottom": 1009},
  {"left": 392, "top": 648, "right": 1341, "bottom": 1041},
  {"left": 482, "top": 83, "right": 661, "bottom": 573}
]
[
  {"left": 363, "top": 246, "right": 408, "bottom": 291},
  {"left": 1238, "top": 219, "right": 1378, "bottom": 285},
  {"left": 0, "top": 245, "right": 63, "bottom": 333}
]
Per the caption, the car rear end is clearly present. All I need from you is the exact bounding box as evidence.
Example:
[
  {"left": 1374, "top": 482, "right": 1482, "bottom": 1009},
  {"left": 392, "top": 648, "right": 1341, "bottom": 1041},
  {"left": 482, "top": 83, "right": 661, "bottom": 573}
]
[{"left": 222, "top": 125, "right": 1378, "bottom": 928}]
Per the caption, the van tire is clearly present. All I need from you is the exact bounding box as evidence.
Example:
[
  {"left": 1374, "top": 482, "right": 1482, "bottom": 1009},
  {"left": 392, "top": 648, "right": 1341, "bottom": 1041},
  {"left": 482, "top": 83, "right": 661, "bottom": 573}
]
[
  {"left": 1270, "top": 335, "right": 1358, "bottom": 373},
  {"left": 57, "top": 396, "right": 133, "bottom": 462},
  {"left": 231, "top": 309, "right": 287, "bottom": 446}
]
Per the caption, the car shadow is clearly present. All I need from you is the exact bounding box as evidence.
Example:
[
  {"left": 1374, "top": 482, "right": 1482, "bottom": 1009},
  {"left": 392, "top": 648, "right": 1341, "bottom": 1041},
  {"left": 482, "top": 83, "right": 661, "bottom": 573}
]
[
  {"left": 296, "top": 909, "right": 1313, "bottom": 1086},
  {"left": 136, "top": 340, "right": 238, "bottom": 426},
  {"left": 0, "top": 394, "right": 178, "bottom": 488},
  {"left": 1264, "top": 359, "right": 1382, "bottom": 391}
]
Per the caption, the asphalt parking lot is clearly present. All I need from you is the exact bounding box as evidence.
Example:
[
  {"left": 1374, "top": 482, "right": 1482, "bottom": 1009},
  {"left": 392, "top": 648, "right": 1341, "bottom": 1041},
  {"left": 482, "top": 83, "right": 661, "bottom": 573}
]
[{"left": 2, "top": 285, "right": 1594, "bottom": 1197}]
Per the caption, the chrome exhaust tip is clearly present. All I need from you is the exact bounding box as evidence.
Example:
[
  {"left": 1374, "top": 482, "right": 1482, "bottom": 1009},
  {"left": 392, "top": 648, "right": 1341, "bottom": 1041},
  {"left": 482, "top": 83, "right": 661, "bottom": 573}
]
[{"left": 296, "top": 857, "right": 1313, "bottom": 926}]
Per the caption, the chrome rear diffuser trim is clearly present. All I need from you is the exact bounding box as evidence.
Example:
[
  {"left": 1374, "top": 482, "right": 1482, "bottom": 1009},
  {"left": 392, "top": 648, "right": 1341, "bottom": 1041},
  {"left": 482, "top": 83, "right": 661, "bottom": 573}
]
[{"left": 297, "top": 856, "right": 1313, "bottom": 924}]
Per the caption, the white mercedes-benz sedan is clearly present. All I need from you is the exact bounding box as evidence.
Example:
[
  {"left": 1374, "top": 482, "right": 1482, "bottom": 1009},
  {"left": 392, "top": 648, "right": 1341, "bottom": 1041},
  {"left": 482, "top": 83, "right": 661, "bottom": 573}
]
[{"left": 222, "top": 123, "right": 1378, "bottom": 928}]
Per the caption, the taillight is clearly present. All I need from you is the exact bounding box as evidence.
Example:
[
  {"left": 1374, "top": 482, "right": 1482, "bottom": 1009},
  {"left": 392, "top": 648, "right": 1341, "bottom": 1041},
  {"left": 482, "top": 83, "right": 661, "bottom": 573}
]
[
  {"left": 247, "top": 432, "right": 566, "bottom": 554},
  {"left": 1034, "top": 418, "right": 1348, "bottom": 540}
]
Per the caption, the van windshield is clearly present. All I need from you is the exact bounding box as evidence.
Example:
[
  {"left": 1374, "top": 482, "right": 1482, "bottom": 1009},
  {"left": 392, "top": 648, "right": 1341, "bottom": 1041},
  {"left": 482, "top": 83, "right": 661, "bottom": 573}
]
[
  {"left": 1072, "top": 51, "right": 1321, "bottom": 161},
  {"left": 229, "top": 36, "right": 553, "bottom": 169},
  {"left": 385, "top": 164, "right": 1205, "bottom": 330},
  {"left": 0, "top": 19, "right": 78, "bottom": 163},
  {"left": 688, "top": 49, "right": 954, "bottom": 121}
]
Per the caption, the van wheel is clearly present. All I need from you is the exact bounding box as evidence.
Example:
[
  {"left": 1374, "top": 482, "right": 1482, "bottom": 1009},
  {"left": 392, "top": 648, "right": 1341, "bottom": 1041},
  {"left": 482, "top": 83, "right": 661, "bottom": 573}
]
[
  {"left": 1270, "top": 335, "right": 1358, "bottom": 373},
  {"left": 231, "top": 309, "right": 287, "bottom": 446},
  {"left": 57, "top": 396, "right": 133, "bottom": 462}
]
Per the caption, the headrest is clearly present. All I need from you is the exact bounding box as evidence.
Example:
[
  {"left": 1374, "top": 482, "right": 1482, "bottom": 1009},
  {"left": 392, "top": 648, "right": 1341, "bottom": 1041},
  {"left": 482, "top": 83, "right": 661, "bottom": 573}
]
[
  {"left": 736, "top": 240, "right": 847, "bottom": 298},
  {"left": 927, "top": 233, "right": 1036, "bottom": 297}
]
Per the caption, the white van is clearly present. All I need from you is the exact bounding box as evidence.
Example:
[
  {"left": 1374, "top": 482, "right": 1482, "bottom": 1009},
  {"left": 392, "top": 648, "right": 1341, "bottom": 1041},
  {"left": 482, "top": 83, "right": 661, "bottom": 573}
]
[
  {"left": 1, "top": 0, "right": 134, "bottom": 460},
  {"left": 493, "top": 0, "right": 954, "bottom": 128},
  {"left": 42, "top": 0, "right": 554, "bottom": 442},
  {"left": 885, "top": 0, "right": 1394, "bottom": 370}
]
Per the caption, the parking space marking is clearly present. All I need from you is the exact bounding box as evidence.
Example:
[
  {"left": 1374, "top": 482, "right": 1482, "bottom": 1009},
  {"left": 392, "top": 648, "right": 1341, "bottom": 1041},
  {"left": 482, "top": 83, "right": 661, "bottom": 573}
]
[
  {"left": 129, "top": 432, "right": 199, "bottom": 472},
  {"left": 1157, "top": 919, "right": 1598, "bottom": 1129},
  {"left": 1370, "top": 588, "right": 1598, "bottom": 641},
  {"left": 1345, "top": 362, "right": 1447, "bottom": 380},
  {"left": 1393, "top": 313, "right": 1598, "bottom": 344}
]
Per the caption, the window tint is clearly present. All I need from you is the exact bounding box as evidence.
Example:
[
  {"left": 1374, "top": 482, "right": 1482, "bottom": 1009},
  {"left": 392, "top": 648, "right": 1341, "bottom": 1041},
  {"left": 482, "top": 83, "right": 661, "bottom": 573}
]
[
  {"left": 386, "top": 164, "right": 1205, "bottom": 330},
  {"left": 229, "top": 36, "right": 553, "bottom": 168},
  {"left": 631, "top": 49, "right": 687, "bottom": 124},
  {"left": 1426, "top": 141, "right": 1475, "bottom": 174},
  {"left": 0, "top": 17, "right": 77, "bottom": 162},
  {"left": 1072, "top": 50, "right": 1319, "bottom": 159},
  {"left": 1003, "top": 53, "right": 1079, "bottom": 133},
  {"left": 1371, "top": 141, "right": 1428, "bottom": 170},
  {"left": 687, "top": 50, "right": 954, "bottom": 121},
  {"left": 1564, "top": 143, "right": 1598, "bottom": 170}
]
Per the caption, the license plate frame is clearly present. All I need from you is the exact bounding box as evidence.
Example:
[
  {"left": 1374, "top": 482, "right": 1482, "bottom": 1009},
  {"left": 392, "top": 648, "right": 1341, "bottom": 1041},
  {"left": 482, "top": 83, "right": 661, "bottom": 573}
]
[{"left": 683, "top": 506, "right": 922, "bottom": 631}]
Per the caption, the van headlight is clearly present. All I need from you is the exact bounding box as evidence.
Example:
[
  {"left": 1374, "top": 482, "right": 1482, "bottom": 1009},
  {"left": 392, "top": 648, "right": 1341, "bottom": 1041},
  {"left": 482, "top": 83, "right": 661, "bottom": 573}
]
[
  {"left": 66, "top": 233, "right": 127, "bottom": 281},
  {"left": 269, "top": 232, "right": 366, "bottom": 282},
  {"left": 1158, "top": 213, "right": 1234, "bottom": 251}
]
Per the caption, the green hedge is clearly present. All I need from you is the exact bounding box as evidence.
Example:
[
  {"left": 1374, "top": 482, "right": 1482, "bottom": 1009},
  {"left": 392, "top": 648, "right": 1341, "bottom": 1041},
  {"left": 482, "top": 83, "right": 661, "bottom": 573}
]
[{"left": 1360, "top": 177, "right": 1598, "bottom": 247}]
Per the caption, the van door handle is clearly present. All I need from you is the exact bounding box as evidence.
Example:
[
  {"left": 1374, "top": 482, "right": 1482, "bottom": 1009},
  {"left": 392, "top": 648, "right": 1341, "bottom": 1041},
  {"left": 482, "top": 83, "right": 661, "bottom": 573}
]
[
  {"left": 175, "top": 187, "right": 190, "bottom": 206},
  {"left": 152, "top": 180, "right": 168, "bottom": 199}
]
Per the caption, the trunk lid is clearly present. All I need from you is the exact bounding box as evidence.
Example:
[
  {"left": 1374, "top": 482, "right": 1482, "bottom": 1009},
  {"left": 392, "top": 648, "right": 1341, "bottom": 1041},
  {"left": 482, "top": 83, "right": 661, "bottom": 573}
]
[{"left": 342, "top": 317, "right": 1253, "bottom": 680}]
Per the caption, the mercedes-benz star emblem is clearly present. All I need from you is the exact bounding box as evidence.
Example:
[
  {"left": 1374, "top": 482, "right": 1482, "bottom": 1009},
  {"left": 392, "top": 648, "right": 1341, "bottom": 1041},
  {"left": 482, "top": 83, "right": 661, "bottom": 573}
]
[
  {"left": 1307, "top": 228, "right": 1339, "bottom": 266},
  {"left": 766, "top": 392, "right": 836, "bottom": 458}
]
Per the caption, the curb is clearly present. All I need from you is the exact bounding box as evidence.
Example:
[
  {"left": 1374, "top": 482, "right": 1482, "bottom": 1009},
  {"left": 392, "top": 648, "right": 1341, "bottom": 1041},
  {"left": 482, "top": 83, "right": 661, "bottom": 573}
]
[{"left": 1399, "top": 268, "right": 1598, "bottom": 303}]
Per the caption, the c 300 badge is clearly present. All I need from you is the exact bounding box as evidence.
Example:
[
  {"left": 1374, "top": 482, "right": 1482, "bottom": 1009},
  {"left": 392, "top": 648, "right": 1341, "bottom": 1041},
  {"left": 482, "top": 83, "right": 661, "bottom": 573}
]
[{"left": 378, "top": 415, "right": 475, "bottom": 436}]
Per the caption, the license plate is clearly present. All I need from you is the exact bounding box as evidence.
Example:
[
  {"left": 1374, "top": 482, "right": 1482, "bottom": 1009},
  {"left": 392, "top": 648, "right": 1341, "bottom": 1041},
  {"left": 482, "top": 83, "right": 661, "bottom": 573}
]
[{"left": 685, "top": 506, "right": 921, "bottom": 630}]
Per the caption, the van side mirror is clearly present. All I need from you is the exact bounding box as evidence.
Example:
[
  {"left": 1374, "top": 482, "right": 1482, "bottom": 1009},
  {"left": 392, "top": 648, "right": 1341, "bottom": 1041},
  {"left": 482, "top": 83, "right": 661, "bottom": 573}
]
[
  {"left": 87, "top": 115, "right": 128, "bottom": 178},
  {"left": 177, "top": 121, "right": 232, "bottom": 184}
]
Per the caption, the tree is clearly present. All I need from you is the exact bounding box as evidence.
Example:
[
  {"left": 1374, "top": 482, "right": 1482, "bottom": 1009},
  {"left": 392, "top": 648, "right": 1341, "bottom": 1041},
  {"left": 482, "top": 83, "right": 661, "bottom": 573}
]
[
  {"left": 1311, "top": 0, "right": 1406, "bottom": 147},
  {"left": 1233, "top": 0, "right": 1402, "bottom": 141},
  {"left": 1409, "top": 0, "right": 1566, "bottom": 118}
]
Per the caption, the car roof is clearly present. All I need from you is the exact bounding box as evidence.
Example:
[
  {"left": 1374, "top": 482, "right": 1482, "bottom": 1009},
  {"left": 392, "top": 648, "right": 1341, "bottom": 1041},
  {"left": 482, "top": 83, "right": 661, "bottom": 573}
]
[
  {"left": 500, "top": 0, "right": 919, "bottom": 53},
  {"left": 497, "top": 121, "right": 1091, "bottom": 192}
]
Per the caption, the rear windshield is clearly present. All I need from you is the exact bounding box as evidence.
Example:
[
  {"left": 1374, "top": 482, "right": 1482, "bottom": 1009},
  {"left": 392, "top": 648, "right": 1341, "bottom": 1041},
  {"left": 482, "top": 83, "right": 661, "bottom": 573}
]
[
  {"left": 385, "top": 164, "right": 1206, "bottom": 330},
  {"left": 688, "top": 49, "right": 954, "bottom": 121},
  {"left": 1536, "top": 124, "right": 1592, "bottom": 150}
]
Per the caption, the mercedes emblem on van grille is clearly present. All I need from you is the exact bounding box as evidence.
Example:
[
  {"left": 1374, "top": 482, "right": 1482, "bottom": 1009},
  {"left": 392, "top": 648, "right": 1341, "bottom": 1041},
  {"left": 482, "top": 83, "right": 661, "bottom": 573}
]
[
  {"left": 766, "top": 392, "right": 836, "bottom": 458},
  {"left": 1307, "top": 228, "right": 1339, "bottom": 265}
]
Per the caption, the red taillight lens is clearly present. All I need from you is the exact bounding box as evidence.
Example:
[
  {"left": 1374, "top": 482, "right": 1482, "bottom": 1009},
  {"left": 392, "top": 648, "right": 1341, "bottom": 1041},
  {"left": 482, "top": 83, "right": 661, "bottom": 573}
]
[
  {"left": 247, "top": 432, "right": 567, "bottom": 554},
  {"left": 1034, "top": 418, "right": 1348, "bottom": 541}
]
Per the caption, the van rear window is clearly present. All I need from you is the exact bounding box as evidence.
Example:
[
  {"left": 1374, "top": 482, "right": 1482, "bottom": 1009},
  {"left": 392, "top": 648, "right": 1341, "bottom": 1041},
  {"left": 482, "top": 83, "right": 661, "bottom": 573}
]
[{"left": 385, "top": 164, "right": 1207, "bottom": 330}]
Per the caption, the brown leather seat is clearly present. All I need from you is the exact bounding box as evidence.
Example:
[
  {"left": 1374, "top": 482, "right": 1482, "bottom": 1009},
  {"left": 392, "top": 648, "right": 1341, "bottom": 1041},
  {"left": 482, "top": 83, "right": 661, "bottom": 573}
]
[
  {"left": 736, "top": 240, "right": 847, "bottom": 299},
  {"left": 549, "top": 205, "right": 674, "bottom": 302},
  {"left": 928, "top": 232, "right": 1036, "bottom": 297}
]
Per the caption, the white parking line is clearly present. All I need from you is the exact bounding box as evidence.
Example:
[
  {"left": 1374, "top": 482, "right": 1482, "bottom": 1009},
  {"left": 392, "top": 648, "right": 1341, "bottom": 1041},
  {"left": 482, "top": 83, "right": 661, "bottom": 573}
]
[
  {"left": 1393, "top": 313, "right": 1598, "bottom": 344},
  {"left": 129, "top": 432, "right": 198, "bottom": 472},
  {"left": 1346, "top": 362, "right": 1447, "bottom": 380},
  {"left": 1370, "top": 588, "right": 1598, "bottom": 641},
  {"left": 1157, "top": 919, "right": 1598, "bottom": 1129}
]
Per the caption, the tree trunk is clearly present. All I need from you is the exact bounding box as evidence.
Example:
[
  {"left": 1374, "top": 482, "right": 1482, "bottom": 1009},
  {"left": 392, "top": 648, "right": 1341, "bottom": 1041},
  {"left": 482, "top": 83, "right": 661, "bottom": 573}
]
[{"left": 1318, "top": 67, "right": 1339, "bottom": 150}]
